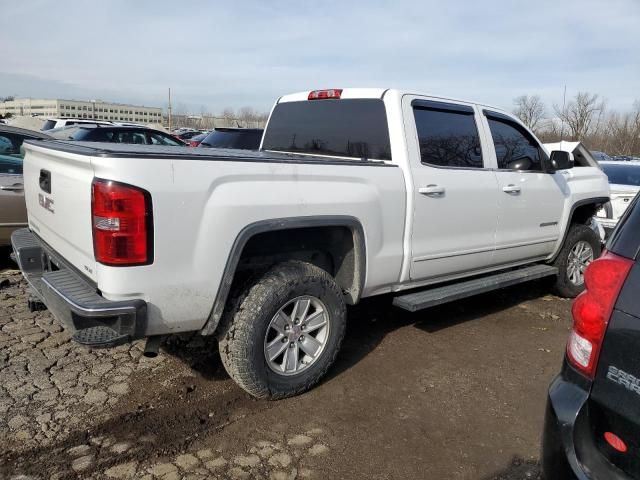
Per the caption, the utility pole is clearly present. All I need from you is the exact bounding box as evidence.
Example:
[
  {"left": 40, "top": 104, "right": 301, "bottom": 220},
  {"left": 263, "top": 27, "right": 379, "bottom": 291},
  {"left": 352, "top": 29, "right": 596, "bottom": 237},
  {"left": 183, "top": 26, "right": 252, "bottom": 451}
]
[
  {"left": 168, "top": 88, "right": 172, "bottom": 131},
  {"left": 560, "top": 85, "right": 567, "bottom": 141}
]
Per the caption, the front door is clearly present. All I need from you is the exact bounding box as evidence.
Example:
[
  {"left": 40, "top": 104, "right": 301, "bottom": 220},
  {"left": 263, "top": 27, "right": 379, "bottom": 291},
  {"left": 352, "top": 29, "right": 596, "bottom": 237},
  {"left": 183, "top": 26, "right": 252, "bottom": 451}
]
[
  {"left": 482, "top": 110, "right": 567, "bottom": 266},
  {"left": 0, "top": 132, "right": 27, "bottom": 244},
  {"left": 406, "top": 98, "right": 500, "bottom": 281}
]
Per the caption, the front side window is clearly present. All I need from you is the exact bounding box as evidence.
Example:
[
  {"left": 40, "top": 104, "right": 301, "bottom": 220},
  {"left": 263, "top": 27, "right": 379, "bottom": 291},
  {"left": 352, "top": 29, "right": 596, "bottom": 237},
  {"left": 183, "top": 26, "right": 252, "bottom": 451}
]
[
  {"left": 413, "top": 105, "right": 483, "bottom": 168},
  {"left": 486, "top": 115, "right": 543, "bottom": 171},
  {"left": 0, "top": 133, "right": 25, "bottom": 174}
]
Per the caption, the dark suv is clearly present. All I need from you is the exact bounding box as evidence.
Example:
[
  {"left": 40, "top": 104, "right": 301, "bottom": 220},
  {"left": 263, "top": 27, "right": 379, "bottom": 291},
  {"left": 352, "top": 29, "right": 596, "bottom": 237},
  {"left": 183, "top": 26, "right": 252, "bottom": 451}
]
[
  {"left": 198, "top": 128, "right": 263, "bottom": 150},
  {"left": 49, "top": 125, "right": 185, "bottom": 146},
  {"left": 542, "top": 192, "right": 640, "bottom": 479}
]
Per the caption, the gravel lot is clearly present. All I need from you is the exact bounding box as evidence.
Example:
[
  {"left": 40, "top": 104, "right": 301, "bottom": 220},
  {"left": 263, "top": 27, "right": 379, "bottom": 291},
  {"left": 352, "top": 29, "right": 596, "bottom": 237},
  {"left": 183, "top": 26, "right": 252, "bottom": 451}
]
[{"left": 0, "top": 251, "right": 573, "bottom": 480}]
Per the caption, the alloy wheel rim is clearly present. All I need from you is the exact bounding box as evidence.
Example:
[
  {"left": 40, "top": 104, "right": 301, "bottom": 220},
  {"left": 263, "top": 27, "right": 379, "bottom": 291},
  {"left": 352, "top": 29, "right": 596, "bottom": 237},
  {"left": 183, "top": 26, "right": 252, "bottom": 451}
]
[
  {"left": 263, "top": 295, "right": 330, "bottom": 376},
  {"left": 567, "top": 240, "right": 594, "bottom": 286}
]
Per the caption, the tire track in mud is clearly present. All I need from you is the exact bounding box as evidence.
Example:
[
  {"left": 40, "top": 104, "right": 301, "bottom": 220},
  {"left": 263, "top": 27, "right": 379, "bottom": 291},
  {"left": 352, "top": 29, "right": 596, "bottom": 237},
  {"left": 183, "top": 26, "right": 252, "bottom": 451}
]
[{"left": 1, "top": 350, "right": 274, "bottom": 479}]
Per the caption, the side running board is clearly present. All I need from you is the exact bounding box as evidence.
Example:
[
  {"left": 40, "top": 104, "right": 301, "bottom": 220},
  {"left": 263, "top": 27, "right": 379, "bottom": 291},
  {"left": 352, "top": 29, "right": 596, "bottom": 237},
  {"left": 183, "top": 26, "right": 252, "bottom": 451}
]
[{"left": 393, "top": 264, "right": 558, "bottom": 312}]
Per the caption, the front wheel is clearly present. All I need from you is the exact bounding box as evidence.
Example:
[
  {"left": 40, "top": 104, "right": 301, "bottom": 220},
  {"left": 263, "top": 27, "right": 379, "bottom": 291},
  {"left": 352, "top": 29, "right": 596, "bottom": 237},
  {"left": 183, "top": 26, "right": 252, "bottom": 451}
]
[
  {"left": 218, "top": 261, "right": 346, "bottom": 399},
  {"left": 552, "top": 223, "right": 601, "bottom": 298}
]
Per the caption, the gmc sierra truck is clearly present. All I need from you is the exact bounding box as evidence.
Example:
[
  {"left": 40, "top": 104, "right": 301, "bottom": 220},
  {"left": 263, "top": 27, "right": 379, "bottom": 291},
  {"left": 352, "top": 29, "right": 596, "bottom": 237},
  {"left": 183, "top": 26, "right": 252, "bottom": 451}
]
[{"left": 12, "top": 88, "right": 609, "bottom": 399}]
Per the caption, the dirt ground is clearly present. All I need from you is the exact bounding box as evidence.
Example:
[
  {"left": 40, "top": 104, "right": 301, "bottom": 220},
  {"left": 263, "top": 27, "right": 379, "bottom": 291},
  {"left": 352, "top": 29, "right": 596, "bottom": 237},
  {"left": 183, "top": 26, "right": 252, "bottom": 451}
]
[{"left": 0, "top": 248, "right": 572, "bottom": 480}]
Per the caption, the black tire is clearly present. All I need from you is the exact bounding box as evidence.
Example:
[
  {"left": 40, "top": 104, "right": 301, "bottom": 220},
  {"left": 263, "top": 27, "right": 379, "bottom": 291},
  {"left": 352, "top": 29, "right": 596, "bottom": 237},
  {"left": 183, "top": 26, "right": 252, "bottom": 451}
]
[
  {"left": 552, "top": 223, "right": 601, "bottom": 298},
  {"left": 218, "top": 261, "right": 346, "bottom": 399}
]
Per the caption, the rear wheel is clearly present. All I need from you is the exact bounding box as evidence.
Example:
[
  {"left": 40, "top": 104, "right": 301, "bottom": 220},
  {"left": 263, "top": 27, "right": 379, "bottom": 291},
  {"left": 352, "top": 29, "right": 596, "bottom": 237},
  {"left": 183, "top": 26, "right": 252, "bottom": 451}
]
[
  {"left": 218, "top": 261, "right": 346, "bottom": 399},
  {"left": 552, "top": 223, "right": 601, "bottom": 298}
]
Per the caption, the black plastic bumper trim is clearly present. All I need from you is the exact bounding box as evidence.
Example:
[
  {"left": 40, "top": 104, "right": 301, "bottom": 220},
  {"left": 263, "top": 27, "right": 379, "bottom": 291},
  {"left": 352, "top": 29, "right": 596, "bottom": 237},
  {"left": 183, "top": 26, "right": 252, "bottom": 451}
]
[{"left": 10, "top": 228, "right": 147, "bottom": 344}]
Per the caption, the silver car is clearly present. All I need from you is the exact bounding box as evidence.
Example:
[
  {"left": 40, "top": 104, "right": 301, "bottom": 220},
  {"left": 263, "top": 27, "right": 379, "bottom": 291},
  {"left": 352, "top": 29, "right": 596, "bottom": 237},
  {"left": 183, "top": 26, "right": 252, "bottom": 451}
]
[{"left": 0, "top": 125, "right": 52, "bottom": 246}]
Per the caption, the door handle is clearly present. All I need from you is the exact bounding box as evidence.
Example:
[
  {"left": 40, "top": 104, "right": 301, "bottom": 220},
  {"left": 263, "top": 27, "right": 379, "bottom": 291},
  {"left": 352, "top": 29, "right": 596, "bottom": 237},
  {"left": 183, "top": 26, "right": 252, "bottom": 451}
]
[
  {"left": 502, "top": 184, "right": 521, "bottom": 194},
  {"left": 0, "top": 183, "right": 23, "bottom": 192},
  {"left": 418, "top": 185, "right": 445, "bottom": 196}
]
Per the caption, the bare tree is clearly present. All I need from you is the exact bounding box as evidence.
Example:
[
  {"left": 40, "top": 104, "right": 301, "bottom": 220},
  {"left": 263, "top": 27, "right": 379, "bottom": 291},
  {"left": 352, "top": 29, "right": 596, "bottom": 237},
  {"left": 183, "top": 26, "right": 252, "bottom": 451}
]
[
  {"left": 513, "top": 95, "right": 546, "bottom": 132},
  {"left": 554, "top": 92, "right": 605, "bottom": 140}
]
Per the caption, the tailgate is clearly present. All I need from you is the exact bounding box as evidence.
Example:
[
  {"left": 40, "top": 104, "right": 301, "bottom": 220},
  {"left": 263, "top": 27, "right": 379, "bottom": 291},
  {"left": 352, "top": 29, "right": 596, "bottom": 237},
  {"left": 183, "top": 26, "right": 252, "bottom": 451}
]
[
  {"left": 588, "top": 263, "right": 640, "bottom": 478},
  {"left": 23, "top": 142, "right": 97, "bottom": 282},
  {"left": 610, "top": 191, "right": 637, "bottom": 220}
]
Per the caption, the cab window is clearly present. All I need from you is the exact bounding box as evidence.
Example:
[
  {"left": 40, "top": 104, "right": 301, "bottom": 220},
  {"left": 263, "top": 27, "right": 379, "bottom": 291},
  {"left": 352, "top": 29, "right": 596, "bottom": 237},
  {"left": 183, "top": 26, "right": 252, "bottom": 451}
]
[
  {"left": 413, "top": 101, "right": 483, "bottom": 168},
  {"left": 485, "top": 113, "right": 543, "bottom": 171}
]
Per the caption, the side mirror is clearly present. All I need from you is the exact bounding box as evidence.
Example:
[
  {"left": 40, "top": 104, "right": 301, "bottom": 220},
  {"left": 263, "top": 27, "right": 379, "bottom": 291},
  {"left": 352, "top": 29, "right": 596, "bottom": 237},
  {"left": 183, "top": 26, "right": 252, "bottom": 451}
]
[{"left": 544, "top": 150, "right": 573, "bottom": 173}]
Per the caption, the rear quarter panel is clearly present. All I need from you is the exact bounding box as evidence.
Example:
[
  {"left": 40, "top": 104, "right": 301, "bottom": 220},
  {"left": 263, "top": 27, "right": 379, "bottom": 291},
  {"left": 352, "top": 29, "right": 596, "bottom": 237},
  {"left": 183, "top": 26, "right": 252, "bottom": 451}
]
[{"left": 90, "top": 156, "right": 406, "bottom": 335}]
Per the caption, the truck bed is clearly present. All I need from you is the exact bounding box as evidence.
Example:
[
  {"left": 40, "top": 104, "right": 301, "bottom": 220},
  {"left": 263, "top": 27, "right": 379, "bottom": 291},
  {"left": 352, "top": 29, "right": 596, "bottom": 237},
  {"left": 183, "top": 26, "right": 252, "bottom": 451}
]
[{"left": 25, "top": 140, "right": 394, "bottom": 167}]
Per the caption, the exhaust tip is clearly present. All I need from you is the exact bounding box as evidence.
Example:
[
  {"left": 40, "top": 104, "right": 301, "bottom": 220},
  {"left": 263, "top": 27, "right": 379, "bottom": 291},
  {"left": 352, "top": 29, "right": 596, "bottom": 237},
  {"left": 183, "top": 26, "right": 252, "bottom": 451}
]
[{"left": 143, "top": 335, "right": 164, "bottom": 358}]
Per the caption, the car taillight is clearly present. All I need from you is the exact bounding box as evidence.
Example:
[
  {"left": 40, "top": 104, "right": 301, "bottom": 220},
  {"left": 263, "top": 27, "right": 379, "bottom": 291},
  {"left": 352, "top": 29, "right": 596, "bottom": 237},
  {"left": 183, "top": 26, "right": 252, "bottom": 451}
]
[
  {"left": 567, "top": 251, "right": 633, "bottom": 377},
  {"left": 308, "top": 89, "right": 343, "bottom": 100},
  {"left": 91, "top": 178, "right": 152, "bottom": 266},
  {"left": 189, "top": 140, "right": 200, "bottom": 147}
]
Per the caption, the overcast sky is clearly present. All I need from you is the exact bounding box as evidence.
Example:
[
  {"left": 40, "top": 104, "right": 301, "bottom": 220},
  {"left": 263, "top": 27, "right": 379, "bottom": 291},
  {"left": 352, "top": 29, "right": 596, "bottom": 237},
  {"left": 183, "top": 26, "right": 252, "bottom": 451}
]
[{"left": 1, "top": 0, "right": 639, "bottom": 114}]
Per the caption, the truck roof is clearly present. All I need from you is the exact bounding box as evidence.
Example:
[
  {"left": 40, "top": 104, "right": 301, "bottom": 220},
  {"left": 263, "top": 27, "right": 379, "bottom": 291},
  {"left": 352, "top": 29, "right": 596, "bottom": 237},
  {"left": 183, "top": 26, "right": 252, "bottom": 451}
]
[{"left": 278, "top": 88, "right": 511, "bottom": 115}]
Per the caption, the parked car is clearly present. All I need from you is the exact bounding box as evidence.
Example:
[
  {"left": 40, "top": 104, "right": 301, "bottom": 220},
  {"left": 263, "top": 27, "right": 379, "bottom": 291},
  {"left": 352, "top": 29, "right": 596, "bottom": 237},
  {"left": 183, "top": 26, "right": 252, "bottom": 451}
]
[
  {"left": 542, "top": 190, "right": 640, "bottom": 480},
  {"left": 176, "top": 130, "right": 203, "bottom": 142},
  {"left": 595, "top": 161, "right": 640, "bottom": 235},
  {"left": 11, "top": 88, "right": 608, "bottom": 399},
  {"left": 198, "top": 127, "right": 263, "bottom": 150},
  {"left": 188, "top": 132, "right": 207, "bottom": 147},
  {"left": 592, "top": 150, "right": 613, "bottom": 162},
  {"left": 41, "top": 118, "right": 113, "bottom": 131},
  {"left": 48, "top": 125, "right": 186, "bottom": 146},
  {"left": 0, "top": 125, "right": 51, "bottom": 246}
]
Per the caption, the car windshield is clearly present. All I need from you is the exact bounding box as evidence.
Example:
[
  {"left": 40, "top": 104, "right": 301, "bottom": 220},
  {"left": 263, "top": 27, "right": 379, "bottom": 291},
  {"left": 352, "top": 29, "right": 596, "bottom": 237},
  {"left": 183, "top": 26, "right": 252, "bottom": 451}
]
[
  {"left": 200, "top": 129, "right": 263, "bottom": 150},
  {"left": 601, "top": 163, "right": 640, "bottom": 186}
]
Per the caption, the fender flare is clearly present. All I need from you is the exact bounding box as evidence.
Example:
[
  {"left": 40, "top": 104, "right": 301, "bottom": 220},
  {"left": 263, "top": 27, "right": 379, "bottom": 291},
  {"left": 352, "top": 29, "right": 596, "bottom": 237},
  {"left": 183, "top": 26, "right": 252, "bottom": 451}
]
[
  {"left": 550, "top": 196, "right": 609, "bottom": 262},
  {"left": 199, "top": 215, "right": 367, "bottom": 336}
]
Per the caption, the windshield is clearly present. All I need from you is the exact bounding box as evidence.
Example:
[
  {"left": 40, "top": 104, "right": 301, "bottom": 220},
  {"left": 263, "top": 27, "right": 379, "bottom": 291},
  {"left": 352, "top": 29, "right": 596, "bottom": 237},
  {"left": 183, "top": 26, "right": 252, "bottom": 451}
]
[
  {"left": 262, "top": 99, "right": 391, "bottom": 160},
  {"left": 200, "top": 130, "right": 263, "bottom": 150},
  {"left": 601, "top": 163, "right": 640, "bottom": 186}
]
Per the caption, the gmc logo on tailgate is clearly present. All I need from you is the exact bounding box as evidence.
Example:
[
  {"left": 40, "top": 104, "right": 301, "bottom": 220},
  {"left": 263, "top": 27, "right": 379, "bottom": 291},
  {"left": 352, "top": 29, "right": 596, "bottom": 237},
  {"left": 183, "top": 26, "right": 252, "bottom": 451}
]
[{"left": 38, "top": 193, "right": 55, "bottom": 214}]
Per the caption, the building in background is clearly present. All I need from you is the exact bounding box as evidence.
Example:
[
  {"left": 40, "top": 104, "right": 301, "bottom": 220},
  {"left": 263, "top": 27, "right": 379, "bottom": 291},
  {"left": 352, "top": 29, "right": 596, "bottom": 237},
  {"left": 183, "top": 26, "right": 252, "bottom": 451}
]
[{"left": 0, "top": 98, "right": 163, "bottom": 124}]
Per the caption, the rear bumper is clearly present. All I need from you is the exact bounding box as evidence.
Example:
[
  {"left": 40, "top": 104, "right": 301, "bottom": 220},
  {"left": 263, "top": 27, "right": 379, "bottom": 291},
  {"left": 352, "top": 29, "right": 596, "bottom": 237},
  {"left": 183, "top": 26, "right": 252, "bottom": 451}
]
[
  {"left": 542, "top": 367, "right": 632, "bottom": 480},
  {"left": 11, "top": 228, "right": 147, "bottom": 346}
]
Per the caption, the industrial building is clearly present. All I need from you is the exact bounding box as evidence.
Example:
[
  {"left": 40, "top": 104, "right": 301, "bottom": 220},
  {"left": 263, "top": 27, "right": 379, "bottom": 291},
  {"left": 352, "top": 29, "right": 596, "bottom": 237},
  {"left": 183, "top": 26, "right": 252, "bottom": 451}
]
[{"left": 0, "top": 98, "right": 163, "bottom": 124}]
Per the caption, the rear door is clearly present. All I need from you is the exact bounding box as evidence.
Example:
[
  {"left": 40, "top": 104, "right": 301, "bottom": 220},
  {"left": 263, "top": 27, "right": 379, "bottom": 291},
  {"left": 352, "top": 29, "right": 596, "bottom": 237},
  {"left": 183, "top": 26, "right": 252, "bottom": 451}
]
[
  {"left": 22, "top": 142, "right": 97, "bottom": 281},
  {"left": 0, "top": 132, "right": 27, "bottom": 244},
  {"left": 403, "top": 97, "right": 500, "bottom": 281},
  {"left": 482, "top": 111, "right": 566, "bottom": 265},
  {"left": 588, "top": 194, "right": 640, "bottom": 478}
]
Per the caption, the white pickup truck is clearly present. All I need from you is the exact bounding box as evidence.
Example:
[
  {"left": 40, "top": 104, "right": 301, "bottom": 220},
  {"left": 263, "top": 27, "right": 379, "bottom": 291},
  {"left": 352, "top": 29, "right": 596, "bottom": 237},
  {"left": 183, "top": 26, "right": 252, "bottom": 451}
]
[{"left": 12, "top": 88, "right": 609, "bottom": 399}]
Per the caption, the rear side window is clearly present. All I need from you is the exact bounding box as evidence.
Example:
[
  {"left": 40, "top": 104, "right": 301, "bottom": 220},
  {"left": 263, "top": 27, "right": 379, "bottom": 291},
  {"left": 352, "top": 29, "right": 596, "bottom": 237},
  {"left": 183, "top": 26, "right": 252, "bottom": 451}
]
[
  {"left": 486, "top": 114, "right": 543, "bottom": 171},
  {"left": 147, "top": 132, "right": 183, "bottom": 146},
  {"left": 85, "top": 129, "right": 115, "bottom": 142},
  {"left": 413, "top": 104, "right": 483, "bottom": 168},
  {"left": 201, "top": 130, "right": 263, "bottom": 150},
  {"left": 113, "top": 131, "right": 148, "bottom": 144},
  {"left": 262, "top": 99, "right": 391, "bottom": 160}
]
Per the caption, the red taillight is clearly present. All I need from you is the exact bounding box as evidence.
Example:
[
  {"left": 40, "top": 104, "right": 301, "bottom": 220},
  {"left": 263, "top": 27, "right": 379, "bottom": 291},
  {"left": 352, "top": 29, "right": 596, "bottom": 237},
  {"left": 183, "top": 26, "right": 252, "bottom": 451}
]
[
  {"left": 91, "top": 178, "right": 152, "bottom": 266},
  {"left": 308, "top": 89, "right": 343, "bottom": 100},
  {"left": 189, "top": 140, "right": 200, "bottom": 147},
  {"left": 567, "top": 251, "right": 633, "bottom": 377},
  {"left": 604, "top": 431, "right": 628, "bottom": 453}
]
